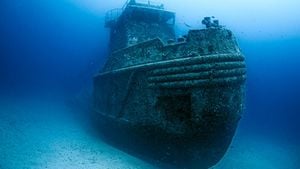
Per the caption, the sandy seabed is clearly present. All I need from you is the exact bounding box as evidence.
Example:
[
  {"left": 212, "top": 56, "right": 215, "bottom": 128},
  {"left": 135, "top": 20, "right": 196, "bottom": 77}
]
[{"left": 0, "top": 97, "right": 299, "bottom": 169}]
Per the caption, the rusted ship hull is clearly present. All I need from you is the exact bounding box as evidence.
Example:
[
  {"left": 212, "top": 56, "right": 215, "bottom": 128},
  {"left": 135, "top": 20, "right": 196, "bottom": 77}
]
[
  {"left": 93, "top": 28, "right": 246, "bottom": 169},
  {"left": 94, "top": 87, "right": 244, "bottom": 169},
  {"left": 94, "top": 104, "right": 241, "bottom": 169}
]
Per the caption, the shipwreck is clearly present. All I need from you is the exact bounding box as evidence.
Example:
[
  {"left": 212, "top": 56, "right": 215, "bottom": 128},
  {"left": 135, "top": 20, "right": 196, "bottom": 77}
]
[{"left": 93, "top": 0, "right": 246, "bottom": 168}]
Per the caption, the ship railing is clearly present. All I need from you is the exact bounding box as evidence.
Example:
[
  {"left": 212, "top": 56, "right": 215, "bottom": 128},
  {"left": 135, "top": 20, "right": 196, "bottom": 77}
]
[
  {"left": 105, "top": 0, "right": 164, "bottom": 27},
  {"left": 105, "top": 0, "right": 130, "bottom": 27},
  {"left": 132, "top": 0, "right": 164, "bottom": 9},
  {"left": 105, "top": 8, "right": 123, "bottom": 27}
]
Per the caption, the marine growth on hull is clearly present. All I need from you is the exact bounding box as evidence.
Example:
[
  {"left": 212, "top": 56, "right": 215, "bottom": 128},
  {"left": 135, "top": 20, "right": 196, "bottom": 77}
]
[{"left": 93, "top": 0, "right": 246, "bottom": 168}]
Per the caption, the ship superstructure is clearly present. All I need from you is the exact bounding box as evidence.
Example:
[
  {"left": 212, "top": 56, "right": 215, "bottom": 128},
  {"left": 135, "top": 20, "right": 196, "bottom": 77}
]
[{"left": 93, "top": 1, "right": 246, "bottom": 168}]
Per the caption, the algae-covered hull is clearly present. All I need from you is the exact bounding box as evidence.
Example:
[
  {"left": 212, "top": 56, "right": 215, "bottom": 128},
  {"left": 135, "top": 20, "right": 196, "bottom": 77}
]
[{"left": 93, "top": 1, "right": 246, "bottom": 168}]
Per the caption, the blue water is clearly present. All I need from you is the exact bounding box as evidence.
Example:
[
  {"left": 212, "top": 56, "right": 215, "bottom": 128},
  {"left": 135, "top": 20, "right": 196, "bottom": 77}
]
[{"left": 1, "top": 0, "right": 299, "bottom": 169}]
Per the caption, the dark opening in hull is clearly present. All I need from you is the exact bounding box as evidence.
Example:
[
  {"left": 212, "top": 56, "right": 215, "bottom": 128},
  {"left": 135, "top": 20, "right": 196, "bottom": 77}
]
[{"left": 156, "top": 94, "right": 192, "bottom": 123}]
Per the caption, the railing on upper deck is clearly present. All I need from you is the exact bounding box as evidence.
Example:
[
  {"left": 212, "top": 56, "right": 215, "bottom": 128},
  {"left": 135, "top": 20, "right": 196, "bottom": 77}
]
[
  {"left": 105, "top": 8, "right": 122, "bottom": 27},
  {"left": 105, "top": 0, "right": 165, "bottom": 27},
  {"left": 133, "top": 0, "right": 164, "bottom": 9}
]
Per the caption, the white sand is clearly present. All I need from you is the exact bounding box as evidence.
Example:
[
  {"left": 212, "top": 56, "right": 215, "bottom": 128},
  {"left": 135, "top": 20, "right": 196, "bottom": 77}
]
[{"left": 0, "top": 97, "right": 298, "bottom": 169}]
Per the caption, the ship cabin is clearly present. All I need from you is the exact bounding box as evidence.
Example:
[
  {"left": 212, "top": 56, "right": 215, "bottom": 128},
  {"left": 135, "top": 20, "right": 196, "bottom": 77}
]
[{"left": 105, "top": 0, "right": 176, "bottom": 52}]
